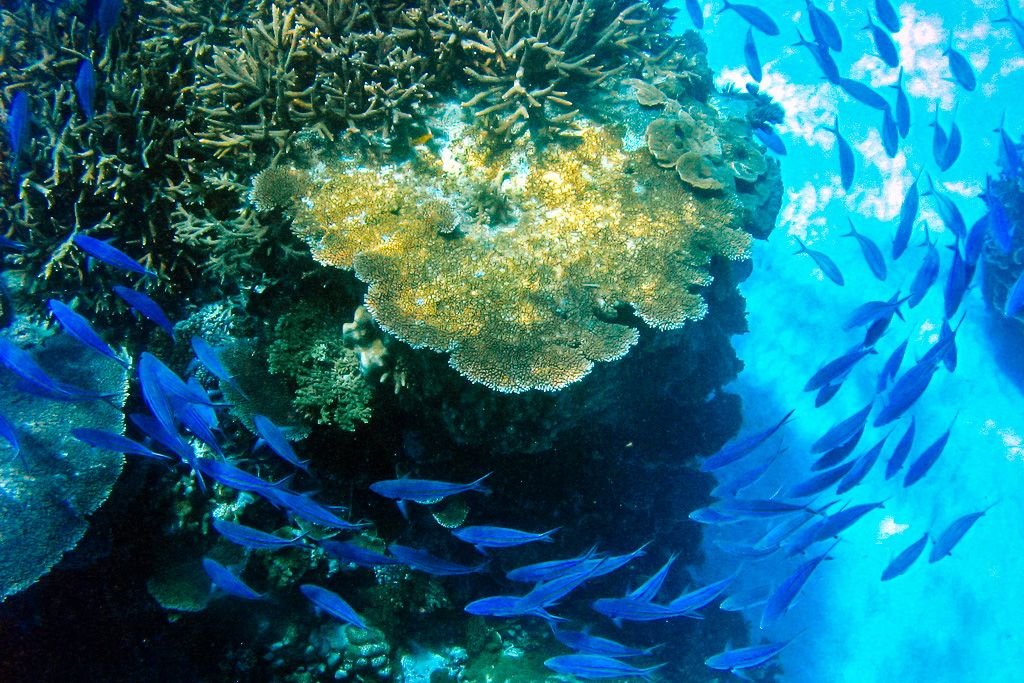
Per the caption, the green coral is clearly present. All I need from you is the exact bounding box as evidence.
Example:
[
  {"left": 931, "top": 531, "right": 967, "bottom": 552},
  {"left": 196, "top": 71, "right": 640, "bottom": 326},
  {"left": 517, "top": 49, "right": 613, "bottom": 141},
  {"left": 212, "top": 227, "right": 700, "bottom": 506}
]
[{"left": 267, "top": 306, "right": 375, "bottom": 429}]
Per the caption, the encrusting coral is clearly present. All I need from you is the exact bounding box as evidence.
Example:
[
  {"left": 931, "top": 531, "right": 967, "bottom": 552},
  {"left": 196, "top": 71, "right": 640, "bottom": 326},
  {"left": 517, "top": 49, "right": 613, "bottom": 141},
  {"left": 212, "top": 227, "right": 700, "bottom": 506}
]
[{"left": 296, "top": 118, "right": 755, "bottom": 393}]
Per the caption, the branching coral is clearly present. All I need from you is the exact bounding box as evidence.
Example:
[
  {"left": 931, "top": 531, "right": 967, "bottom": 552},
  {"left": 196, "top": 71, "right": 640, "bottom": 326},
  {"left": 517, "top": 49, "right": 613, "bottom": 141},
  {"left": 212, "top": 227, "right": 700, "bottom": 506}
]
[{"left": 296, "top": 121, "right": 753, "bottom": 393}]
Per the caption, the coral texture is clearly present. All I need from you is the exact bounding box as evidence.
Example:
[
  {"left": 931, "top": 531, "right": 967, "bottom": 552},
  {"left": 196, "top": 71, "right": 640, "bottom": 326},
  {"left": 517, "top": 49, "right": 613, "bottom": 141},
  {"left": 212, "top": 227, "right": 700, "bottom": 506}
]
[{"left": 297, "top": 121, "right": 754, "bottom": 392}]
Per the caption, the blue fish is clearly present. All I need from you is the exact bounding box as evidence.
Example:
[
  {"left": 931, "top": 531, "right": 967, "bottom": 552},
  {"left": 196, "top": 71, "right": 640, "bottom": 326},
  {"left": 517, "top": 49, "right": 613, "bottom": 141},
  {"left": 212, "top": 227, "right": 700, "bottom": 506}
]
[
  {"left": 964, "top": 213, "right": 989, "bottom": 268},
  {"left": 999, "top": 0, "right": 1024, "bottom": 51},
  {"left": 794, "top": 238, "right": 844, "bottom": 286},
  {"left": 1005, "top": 269, "right": 1024, "bottom": 318},
  {"left": 706, "top": 640, "right": 789, "bottom": 672},
  {"left": 890, "top": 68, "right": 911, "bottom": 138},
  {"left": 881, "top": 105, "right": 899, "bottom": 158},
  {"left": 806, "top": 0, "right": 842, "bottom": 52},
  {"left": 928, "top": 504, "right": 995, "bottom": 564},
  {"left": 628, "top": 554, "right": 678, "bottom": 602},
  {"left": 0, "top": 235, "right": 26, "bottom": 252},
  {"left": 713, "top": 449, "right": 779, "bottom": 497},
  {"left": 0, "top": 337, "right": 104, "bottom": 401},
  {"left": 787, "top": 460, "right": 856, "bottom": 498},
  {"left": 720, "top": 0, "right": 779, "bottom": 36},
  {"left": 194, "top": 457, "right": 291, "bottom": 494},
  {"left": 824, "top": 116, "right": 855, "bottom": 190},
  {"left": 174, "top": 400, "right": 224, "bottom": 458},
  {"left": 73, "top": 234, "right": 156, "bottom": 277},
  {"left": 74, "top": 60, "right": 96, "bottom": 119},
  {"left": 759, "top": 543, "right": 835, "bottom": 629},
  {"left": 793, "top": 29, "right": 841, "bottom": 83},
  {"left": 843, "top": 292, "right": 907, "bottom": 331},
  {"left": 0, "top": 412, "right": 22, "bottom": 465},
  {"left": 507, "top": 546, "right": 599, "bottom": 583},
  {"left": 875, "top": 0, "right": 901, "bottom": 32},
  {"left": 520, "top": 565, "right": 605, "bottom": 610},
  {"left": 264, "top": 488, "right": 366, "bottom": 531},
  {"left": 213, "top": 518, "right": 307, "bottom": 550},
  {"left": 71, "top": 427, "right": 171, "bottom": 461},
  {"left": 202, "top": 558, "right": 264, "bottom": 600},
  {"left": 810, "top": 425, "right": 863, "bottom": 471},
  {"left": 551, "top": 627, "right": 655, "bottom": 658},
  {"left": 944, "top": 42, "right": 976, "bottom": 91},
  {"left": 881, "top": 532, "right": 928, "bottom": 581},
  {"left": 689, "top": 506, "right": 739, "bottom": 525},
  {"left": 815, "top": 501, "right": 886, "bottom": 541},
  {"left": 877, "top": 337, "right": 908, "bottom": 392},
  {"left": 754, "top": 125, "right": 787, "bottom": 155},
  {"left": 714, "top": 498, "right": 805, "bottom": 518},
  {"left": 994, "top": 112, "right": 1021, "bottom": 173},
  {"left": 701, "top": 409, "right": 793, "bottom": 471},
  {"left": 6, "top": 92, "right": 30, "bottom": 170},
  {"left": 685, "top": 0, "right": 703, "bottom": 28},
  {"left": 930, "top": 110, "right": 949, "bottom": 168},
  {"left": 714, "top": 539, "right": 777, "bottom": 559},
  {"left": 667, "top": 574, "right": 735, "bottom": 613},
  {"left": 113, "top": 286, "right": 175, "bottom": 338},
  {"left": 810, "top": 401, "right": 872, "bottom": 453},
  {"left": 252, "top": 414, "right": 308, "bottom": 472},
  {"left": 843, "top": 219, "right": 887, "bottom": 281},
  {"left": 719, "top": 584, "right": 772, "bottom": 612},
  {"left": 47, "top": 299, "right": 127, "bottom": 367},
  {"left": 982, "top": 176, "right": 1014, "bottom": 254},
  {"left": 815, "top": 382, "right": 842, "bottom": 407},
  {"left": 924, "top": 175, "right": 966, "bottom": 239},
  {"left": 464, "top": 595, "right": 555, "bottom": 620},
  {"left": 387, "top": 543, "right": 486, "bottom": 575},
  {"left": 190, "top": 336, "right": 247, "bottom": 398},
  {"left": 805, "top": 345, "right": 875, "bottom": 392},
  {"left": 129, "top": 413, "right": 198, "bottom": 467},
  {"left": 591, "top": 595, "right": 697, "bottom": 622},
  {"left": 908, "top": 227, "right": 940, "bottom": 308},
  {"left": 874, "top": 358, "right": 938, "bottom": 427},
  {"left": 884, "top": 417, "right": 915, "bottom": 480},
  {"left": 453, "top": 524, "right": 558, "bottom": 551},
  {"left": 943, "top": 241, "right": 968, "bottom": 319},
  {"left": 744, "top": 28, "right": 762, "bottom": 82},
  {"left": 301, "top": 584, "right": 367, "bottom": 628},
  {"left": 864, "top": 11, "right": 899, "bottom": 67},
  {"left": 544, "top": 654, "right": 663, "bottom": 681},
  {"left": 369, "top": 473, "right": 491, "bottom": 504},
  {"left": 94, "top": 0, "right": 123, "bottom": 39},
  {"left": 924, "top": 317, "right": 959, "bottom": 372},
  {"left": 836, "top": 78, "right": 889, "bottom": 111},
  {"left": 836, "top": 431, "right": 890, "bottom": 495},
  {"left": 936, "top": 114, "right": 962, "bottom": 172},
  {"left": 903, "top": 416, "right": 955, "bottom": 488},
  {"left": 321, "top": 540, "right": 400, "bottom": 567}
]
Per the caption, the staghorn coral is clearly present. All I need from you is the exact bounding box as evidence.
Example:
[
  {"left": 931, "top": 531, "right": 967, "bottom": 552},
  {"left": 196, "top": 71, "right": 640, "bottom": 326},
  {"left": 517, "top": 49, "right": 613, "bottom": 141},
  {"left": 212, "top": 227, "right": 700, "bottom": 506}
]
[
  {"left": 456, "top": 0, "right": 672, "bottom": 138},
  {"left": 0, "top": 0, "right": 304, "bottom": 305},
  {"left": 296, "top": 120, "right": 753, "bottom": 393}
]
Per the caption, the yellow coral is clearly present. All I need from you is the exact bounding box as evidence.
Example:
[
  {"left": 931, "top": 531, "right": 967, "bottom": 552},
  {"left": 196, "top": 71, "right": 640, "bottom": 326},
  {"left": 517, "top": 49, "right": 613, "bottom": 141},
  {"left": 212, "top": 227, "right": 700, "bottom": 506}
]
[{"left": 295, "top": 125, "right": 751, "bottom": 393}]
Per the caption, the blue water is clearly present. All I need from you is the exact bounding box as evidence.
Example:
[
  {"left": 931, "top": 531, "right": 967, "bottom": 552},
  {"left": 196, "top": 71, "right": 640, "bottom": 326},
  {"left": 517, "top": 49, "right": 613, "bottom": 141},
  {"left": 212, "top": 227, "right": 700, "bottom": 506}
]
[{"left": 682, "top": 1, "right": 1024, "bottom": 681}]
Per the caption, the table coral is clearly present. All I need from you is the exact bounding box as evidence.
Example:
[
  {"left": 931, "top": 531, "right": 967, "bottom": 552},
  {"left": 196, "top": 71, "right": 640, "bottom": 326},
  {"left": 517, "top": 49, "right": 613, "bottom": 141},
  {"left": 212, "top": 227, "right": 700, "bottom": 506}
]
[{"left": 296, "top": 122, "right": 753, "bottom": 393}]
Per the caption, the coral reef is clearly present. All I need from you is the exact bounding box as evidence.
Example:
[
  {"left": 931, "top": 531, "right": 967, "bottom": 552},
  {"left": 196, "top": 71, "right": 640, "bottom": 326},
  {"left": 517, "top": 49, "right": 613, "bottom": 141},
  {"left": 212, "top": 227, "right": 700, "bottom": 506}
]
[
  {"left": 297, "top": 116, "right": 756, "bottom": 393},
  {"left": 267, "top": 305, "right": 375, "bottom": 429},
  {"left": 0, "top": 331, "right": 130, "bottom": 600},
  {"left": 982, "top": 164, "right": 1024, "bottom": 327}
]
